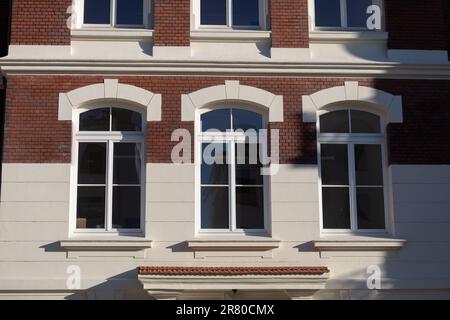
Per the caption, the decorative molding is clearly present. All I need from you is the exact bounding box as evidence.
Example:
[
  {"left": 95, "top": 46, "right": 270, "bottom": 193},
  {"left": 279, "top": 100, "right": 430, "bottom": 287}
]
[
  {"left": 309, "top": 31, "right": 389, "bottom": 43},
  {"left": 313, "top": 236, "right": 406, "bottom": 252},
  {"left": 71, "top": 28, "right": 154, "bottom": 41},
  {"left": 181, "top": 80, "right": 284, "bottom": 122},
  {"left": 302, "top": 81, "right": 403, "bottom": 123},
  {"left": 187, "top": 237, "right": 280, "bottom": 259},
  {"left": 191, "top": 30, "right": 271, "bottom": 42},
  {"left": 59, "top": 239, "right": 153, "bottom": 259},
  {"left": 58, "top": 79, "right": 162, "bottom": 121}
]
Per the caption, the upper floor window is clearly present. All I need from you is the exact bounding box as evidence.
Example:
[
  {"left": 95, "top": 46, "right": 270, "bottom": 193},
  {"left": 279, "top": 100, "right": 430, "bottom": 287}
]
[
  {"left": 75, "top": 106, "right": 144, "bottom": 233},
  {"left": 318, "top": 108, "right": 388, "bottom": 233},
  {"left": 83, "top": 0, "right": 151, "bottom": 28},
  {"left": 314, "top": 0, "right": 383, "bottom": 30},
  {"left": 198, "top": 0, "right": 267, "bottom": 29},
  {"left": 198, "top": 108, "right": 268, "bottom": 233}
]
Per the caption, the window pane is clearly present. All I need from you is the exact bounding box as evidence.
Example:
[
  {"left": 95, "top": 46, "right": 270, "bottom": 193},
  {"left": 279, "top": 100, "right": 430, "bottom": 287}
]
[
  {"left": 357, "top": 187, "right": 385, "bottom": 229},
  {"left": 113, "top": 186, "right": 141, "bottom": 229},
  {"left": 84, "top": 0, "right": 111, "bottom": 24},
  {"left": 77, "top": 186, "right": 105, "bottom": 229},
  {"left": 351, "top": 110, "right": 381, "bottom": 133},
  {"left": 116, "top": 0, "right": 143, "bottom": 25},
  {"left": 355, "top": 144, "right": 383, "bottom": 186},
  {"left": 113, "top": 143, "right": 141, "bottom": 184},
  {"left": 236, "top": 187, "right": 264, "bottom": 229},
  {"left": 112, "top": 108, "right": 142, "bottom": 132},
  {"left": 201, "top": 187, "right": 229, "bottom": 229},
  {"left": 322, "top": 187, "right": 351, "bottom": 229},
  {"left": 320, "top": 144, "right": 349, "bottom": 185},
  {"left": 320, "top": 110, "right": 349, "bottom": 133},
  {"left": 201, "top": 0, "right": 227, "bottom": 25},
  {"left": 201, "top": 143, "right": 228, "bottom": 185},
  {"left": 236, "top": 143, "right": 263, "bottom": 185},
  {"left": 201, "top": 109, "right": 231, "bottom": 132},
  {"left": 232, "top": 109, "right": 263, "bottom": 131},
  {"left": 79, "top": 108, "right": 110, "bottom": 131},
  {"left": 78, "top": 143, "right": 107, "bottom": 184},
  {"left": 315, "top": 0, "right": 341, "bottom": 27},
  {"left": 347, "top": 0, "right": 373, "bottom": 28},
  {"left": 233, "top": 0, "right": 259, "bottom": 26}
]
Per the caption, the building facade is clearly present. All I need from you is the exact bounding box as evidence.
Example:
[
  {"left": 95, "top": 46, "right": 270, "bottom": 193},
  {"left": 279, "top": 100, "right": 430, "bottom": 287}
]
[{"left": 0, "top": 0, "right": 449, "bottom": 300}]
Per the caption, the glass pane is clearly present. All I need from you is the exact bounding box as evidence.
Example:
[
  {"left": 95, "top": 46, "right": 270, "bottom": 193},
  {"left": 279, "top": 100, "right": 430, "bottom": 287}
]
[
  {"left": 347, "top": 0, "right": 373, "bottom": 28},
  {"left": 233, "top": 0, "right": 259, "bottom": 26},
  {"left": 236, "top": 187, "right": 264, "bottom": 229},
  {"left": 201, "top": 187, "right": 229, "bottom": 229},
  {"left": 236, "top": 143, "right": 263, "bottom": 185},
  {"left": 357, "top": 187, "right": 385, "bottom": 229},
  {"left": 355, "top": 144, "right": 383, "bottom": 186},
  {"left": 79, "top": 108, "right": 110, "bottom": 131},
  {"left": 351, "top": 110, "right": 381, "bottom": 133},
  {"left": 76, "top": 186, "right": 105, "bottom": 229},
  {"left": 201, "top": 0, "right": 227, "bottom": 25},
  {"left": 201, "top": 143, "right": 228, "bottom": 185},
  {"left": 232, "top": 109, "right": 263, "bottom": 131},
  {"left": 112, "top": 108, "right": 142, "bottom": 132},
  {"left": 201, "top": 109, "right": 231, "bottom": 132},
  {"left": 113, "top": 186, "right": 141, "bottom": 229},
  {"left": 113, "top": 143, "right": 141, "bottom": 184},
  {"left": 84, "top": 0, "right": 111, "bottom": 24},
  {"left": 320, "top": 110, "right": 349, "bottom": 133},
  {"left": 78, "top": 143, "right": 107, "bottom": 184},
  {"left": 116, "top": 0, "right": 143, "bottom": 25},
  {"left": 315, "top": 0, "right": 341, "bottom": 27},
  {"left": 320, "top": 144, "right": 349, "bottom": 185},
  {"left": 322, "top": 187, "right": 351, "bottom": 229}
]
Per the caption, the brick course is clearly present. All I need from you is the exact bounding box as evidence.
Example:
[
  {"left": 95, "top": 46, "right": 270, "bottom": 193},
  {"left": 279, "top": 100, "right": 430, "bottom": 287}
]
[
  {"left": 271, "top": 0, "right": 309, "bottom": 48},
  {"left": 153, "top": 0, "right": 190, "bottom": 47},
  {"left": 3, "top": 76, "right": 450, "bottom": 165}
]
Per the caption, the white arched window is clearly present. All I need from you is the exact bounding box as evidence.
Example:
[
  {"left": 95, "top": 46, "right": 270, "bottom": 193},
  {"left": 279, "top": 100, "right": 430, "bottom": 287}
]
[
  {"left": 318, "top": 106, "right": 388, "bottom": 233},
  {"left": 196, "top": 106, "right": 269, "bottom": 234},
  {"left": 73, "top": 104, "right": 145, "bottom": 233}
]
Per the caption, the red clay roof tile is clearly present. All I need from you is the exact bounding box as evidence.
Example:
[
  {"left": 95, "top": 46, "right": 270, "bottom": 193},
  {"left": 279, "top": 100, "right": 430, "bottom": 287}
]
[{"left": 138, "top": 266, "right": 329, "bottom": 276}]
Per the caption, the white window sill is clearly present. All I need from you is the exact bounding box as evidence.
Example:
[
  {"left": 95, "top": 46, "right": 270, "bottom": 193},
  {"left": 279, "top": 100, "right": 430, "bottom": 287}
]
[
  {"left": 59, "top": 238, "right": 152, "bottom": 259},
  {"left": 188, "top": 236, "right": 280, "bottom": 250},
  {"left": 71, "top": 28, "right": 154, "bottom": 41},
  {"left": 190, "top": 30, "right": 271, "bottom": 42},
  {"left": 313, "top": 236, "right": 405, "bottom": 251},
  {"left": 309, "top": 31, "right": 388, "bottom": 43}
]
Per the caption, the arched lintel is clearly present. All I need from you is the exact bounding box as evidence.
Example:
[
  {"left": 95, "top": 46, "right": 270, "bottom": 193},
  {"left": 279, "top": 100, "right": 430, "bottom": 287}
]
[
  {"left": 181, "top": 81, "right": 284, "bottom": 122},
  {"left": 302, "top": 81, "right": 403, "bottom": 124},
  {"left": 58, "top": 79, "right": 162, "bottom": 122}
]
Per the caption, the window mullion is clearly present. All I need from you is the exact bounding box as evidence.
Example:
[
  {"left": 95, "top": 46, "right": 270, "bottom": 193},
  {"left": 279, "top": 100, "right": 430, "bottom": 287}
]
[
  {"left": 348, "top": 143, "right": 358, "bottom": 231},
  {"left": 227, "top": 0, "right": 233, "bottom": 27},
  {"left": 106, "top": 140, "right": 114, "bottom": 231},
  {"left": 111, "top": 0, "right": 116, "bottom": 27},
  {"left": 341, "top": 0, "right": 347, "bottom": 28},
  {"left": 229, "top": 140, "right": 236, "bottom": 232}
]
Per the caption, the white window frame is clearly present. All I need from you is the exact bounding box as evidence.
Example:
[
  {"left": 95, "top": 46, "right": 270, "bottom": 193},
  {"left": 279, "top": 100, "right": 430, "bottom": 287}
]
[
  {"left": 194, "top": 0, "right": 268, "bottom": 30},
  {"left": 195, "top": 106, "right": 270, "bottom": 236},
  {"left": 78, "top": 0, "right": 152, "bottom": 29},
  {"left": 70, "top": 102, "right": 146, "bottom": 236},
  {"left": 311, "top": 0, "right": 384, "bottom": 31},
  {"left": 317, "top": 105, "right": 390, "bottom": 235}
]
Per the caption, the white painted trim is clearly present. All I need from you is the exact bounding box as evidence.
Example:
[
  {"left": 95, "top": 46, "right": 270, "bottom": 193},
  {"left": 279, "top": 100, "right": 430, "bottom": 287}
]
[
  {"left": 313, "top": 236, "right": 405, "bottom": 251},
  {"left": 58, "top": 79, "right": 162, "bottom": 121},
  {"left": 187, "top": 238, "right": 280, "bottom": 250},
  {"left": 71, "top": 28, "right": 154, "bottom": 41},
  {"left": 181, "top": 80, "right": 283, "bottom": 122},
  {"left": 190, "top": 30, "right": 271, "bottom": 42},
  {"left": 302, "top": 81, "right": 403, "bottom": 123},
  {"left": 139, "top": 274, "right": 329, "bottom": 293},
  {"left": 59, "top": 239, "right": 152, "bottom": 259},
  {"left": 309, "top": 31, "right": 388, "bottom": 43}
]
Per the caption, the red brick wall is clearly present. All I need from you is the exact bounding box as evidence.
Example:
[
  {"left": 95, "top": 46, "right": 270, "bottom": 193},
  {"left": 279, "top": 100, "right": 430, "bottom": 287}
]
[
  {"left": 386, "top": 0, "right": 447, "bottom": 50},
  {"left": 271, "top": 0, "right": 309, "bottom": 48},
  {"left": 10, "top": 0, "right": 71, "bottom": 45},
  {"left": 0, "top": 0, "right": 10, "bottom": 56},
  {"left": 3, "top": 76, "right": 450, "bottom": 165},
  {"left": 153, "top": 0, "right": 190, "bottom": 46}
]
